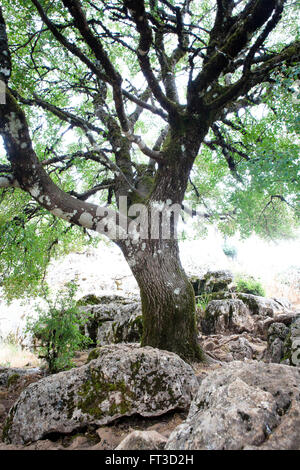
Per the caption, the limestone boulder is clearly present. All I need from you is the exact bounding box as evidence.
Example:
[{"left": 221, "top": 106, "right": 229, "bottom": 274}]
[
  {"left": 201, "top": 333, "right": 266, "bottom": 362},
  {"left": 166, "top": 361, "right": 300, "bottom": 450},
  {"left": 288, "top": 317, "right": 300, "bottom": 366},
  {"left": 3, "top": 344, "right": 198, "bottom": 445},
  {"left": 0, "top": 367, "right": 41, "bottom": 387},
  {"left": 191, "top": 270, "right": 234, "bottom": 296},
  {"left": 236, "top": 294, "right": 291, "bottom": 317},
  {"left": 79, "top": 295, "right": 143, "bottom": 345},
  {"left": 200, "top": 299, "right": 254, "bottom": 335},
  {"left": 200, "top": 293, "right": 292, "bottom": 338},
  {"left": 265, "top": 315, "right": 300, "bottom": 366},
  {"left": 265, "top": 322, "right": 290, "bottom": 363}
]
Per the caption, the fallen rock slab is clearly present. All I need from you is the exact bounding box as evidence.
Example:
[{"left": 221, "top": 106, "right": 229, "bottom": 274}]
[
  {"left": 166, "top": 361, "right": 300, "bottom": 450},
  {"left": 3, "top": 344, "right": 198, "bottom": 445}
]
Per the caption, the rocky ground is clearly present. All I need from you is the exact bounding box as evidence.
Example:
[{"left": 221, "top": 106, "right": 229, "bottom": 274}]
[
  {"left": 0, "top": 350, "right": 219, "bottom": 451},
  {"left": 0, "top": 270, "right": 299, "bottom": 450}
]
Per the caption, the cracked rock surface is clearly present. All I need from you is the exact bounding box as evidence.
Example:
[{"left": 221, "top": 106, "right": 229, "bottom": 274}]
[
  {"left": 166, "top": 361, "right": 300, "bottom": 450},
  {"left": 3, "top": 344, "right": 198, "bottom": 445}
]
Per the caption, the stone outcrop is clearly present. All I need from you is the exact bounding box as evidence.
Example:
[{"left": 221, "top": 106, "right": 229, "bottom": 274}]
[
  {"left": 3, "top": 344, "right": 198, "bottom": 445},
  {"left": 78, "top": 288, "right": 292, "bottom": 349},
  {"left": 0, "top": 367, "right": 41, "bottom": 387},
  {"left": 236, "top": 294, "right": 291, "bottom": 317},
  {"left": 199, "top": 292, "right": 292, "bottom": 338},
  {"left": 289, "top": 317, "right": 300, "bottom": 366},
  {"left": 265, "top": 322, "right": 290, "bottom": 363},
  {"left": 201, "top": 333, "right": 266, "bottom": 362},
  {"left": 191, "top": 270, "right": 234, "bottom": 297},
  {"left": 78, "top": 295, "right": 142, "bottom": 345},
  {"left": 265, "top": 316, "right": 300, "bottom": 366},
  {"left": 200, "top": 299, "right": 254, "bottom": 335},
  {"left": 166, "top": 361, "right": 300, "bottom": 450}
]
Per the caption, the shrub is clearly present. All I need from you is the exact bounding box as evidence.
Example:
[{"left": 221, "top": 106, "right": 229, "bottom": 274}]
[
  {"left": 235, "top": 275, "right": 266, "bottom": 297},
  {"left": 26, "top": 282, "right": 92, "bottom": 374},
  {"left": 196, "top": 293, "right": 212, "bottom": 312}
]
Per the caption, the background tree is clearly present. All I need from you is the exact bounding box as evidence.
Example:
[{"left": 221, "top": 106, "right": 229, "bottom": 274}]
[{"left": 0, "top": 0, "right": 299, "bottom": 361}]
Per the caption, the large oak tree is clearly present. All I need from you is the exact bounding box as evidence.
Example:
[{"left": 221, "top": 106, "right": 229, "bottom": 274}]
[{"left": 0, "top": 0, "right": 299, "bottom": 361}]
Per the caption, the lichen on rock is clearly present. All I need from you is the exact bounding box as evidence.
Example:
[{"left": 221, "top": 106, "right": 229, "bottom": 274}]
[
  {"left": 3, "top": 344, "right": 198, "bottom": 445},
  {"left": 166, "top": 361, "right": 300, "bottom": 450}
]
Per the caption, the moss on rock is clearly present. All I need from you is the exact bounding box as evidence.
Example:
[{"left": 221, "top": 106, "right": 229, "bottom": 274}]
[
  {"left": 77, "top": 294, "right": 103, "bottom": 306},
  {"left": 86, "top": 348, "right": 101, "bottom": 363},
  {"left": 77, "top": 367, "right": 134, "bottom": 418},
  {"left": 7, "top": 373, "right": 20, "bottom": 388}
]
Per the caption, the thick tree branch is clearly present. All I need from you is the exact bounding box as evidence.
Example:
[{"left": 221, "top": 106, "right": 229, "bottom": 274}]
[
  {"left": 0, "top": 6, "right": 11, "bottom": 84},
  {"left": 0, "top": 87, "right": 127, "bottom": 239},
  {"left": 205, "top": 40, "right": 300, "bottom": 112},
  {"left": 243, "top": 2, "right": 284, "bottom": 74},
  {"left": 61, "top": 0, "right": 130, "bottom": 133},
  {"left": 188, "top": 0, "right": 282, "bottom": 111},
  {"left": 10, "top": 89, "right": 104, "bottom": 135},
  {"left": 124, "top": 0, "right": 179, "bottom": 116}
]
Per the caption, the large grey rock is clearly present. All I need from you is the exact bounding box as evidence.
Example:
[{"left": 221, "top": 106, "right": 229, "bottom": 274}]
[
  {"left": 201, "top": 333, "right": 267, "bottom": 362},
  {"left": 236, "top": 294, "right": 291, "bottom": 317},
  {"left": 3, "top": 344, "right": 198, "bottom": 445},
  {"left": 79, "top": 295, "right": 142, "bottom": 345},
  {"left": 200, "top": 299, "right": 254, "bottom": 335},
  {"left": 0, "top": 367, "right": 41, "bottom": 387},
  {"left": 191, "top": 270, "right": 234, "bottom": 296},
  {"left": 268, "top": 322, "right": 290, "bottom": 342},
  {"left": 265, "top": 316, "right": 300, "bottom": 366},
  {"left": 283, "top": 316, "right": 300, "bottom": 366},
  {"left": 265, "top": 323, "right": 290, "bottom": 363},
  {"left": 200, "top": 293, "right": 292, "bottom": 338},
  {"left": 268, "top": 337, "right": 285, "bottom": 363},
  {"left": 115, "top": 430, "right": 167, "bottom": 450},
  {"left": 203, "top": 270, "right": 234, "bottom": 293},
  {"left": 166, "top": 361, "right": 300, "bottom": 450}
]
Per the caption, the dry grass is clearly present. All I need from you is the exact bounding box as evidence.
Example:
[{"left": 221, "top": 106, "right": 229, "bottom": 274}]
[
  {"left": 0, "top": 342, "right": 40, "bottom": 368},
  {"left": 263, "top": 269, "right": 300, "bottom": 310}
]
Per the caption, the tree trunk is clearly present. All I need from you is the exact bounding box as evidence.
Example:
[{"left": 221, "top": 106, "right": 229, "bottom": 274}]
[
  {"left": 121, "top": 237, "right": 203, "bottom": 363},
  {"left": 116, "top": 128, "right": 205, "bottom": 363}
]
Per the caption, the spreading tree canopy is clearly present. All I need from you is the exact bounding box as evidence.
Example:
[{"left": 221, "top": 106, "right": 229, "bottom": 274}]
[{"left": 0, "top": 0, "right": 299, "bottom": 360}]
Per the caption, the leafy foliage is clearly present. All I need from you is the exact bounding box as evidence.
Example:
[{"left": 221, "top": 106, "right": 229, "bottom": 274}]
[
  {"left": 235, "top": 275, "right": 266, "bottom": 297},
  {"left": 0, "top": 188, "right": 95, "bottom": 301},
  {"left": 0, "top": 0, "right": 299, "bottom": 302},
  {"left": 25, "top": 282, "right": 92, "bottom": 374},
  {"left": 196, "top": 293, "right": 212, "bottom": 312},
  {"left": 188, "top": 65, "right": 300, "bottom": 240}
]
